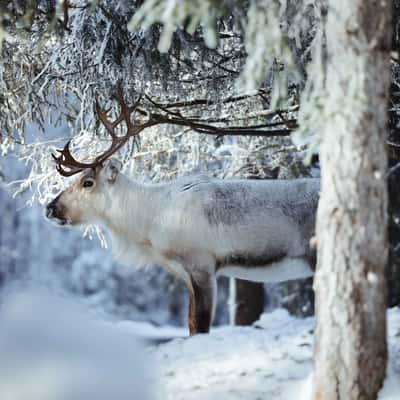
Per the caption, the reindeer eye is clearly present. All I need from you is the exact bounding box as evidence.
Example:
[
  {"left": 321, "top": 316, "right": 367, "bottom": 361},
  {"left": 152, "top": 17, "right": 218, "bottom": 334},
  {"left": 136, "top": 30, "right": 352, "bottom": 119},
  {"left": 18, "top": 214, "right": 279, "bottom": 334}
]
[{"left": 83, "top": 179, "right": 94, "bottom": 188}]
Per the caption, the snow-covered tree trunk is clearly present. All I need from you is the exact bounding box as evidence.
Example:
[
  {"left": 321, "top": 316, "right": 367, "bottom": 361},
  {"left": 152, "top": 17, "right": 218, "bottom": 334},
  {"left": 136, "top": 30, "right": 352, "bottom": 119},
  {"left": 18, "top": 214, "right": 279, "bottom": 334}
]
[{"left": 312, "top": 1, "right": 392, "bottom": 399}]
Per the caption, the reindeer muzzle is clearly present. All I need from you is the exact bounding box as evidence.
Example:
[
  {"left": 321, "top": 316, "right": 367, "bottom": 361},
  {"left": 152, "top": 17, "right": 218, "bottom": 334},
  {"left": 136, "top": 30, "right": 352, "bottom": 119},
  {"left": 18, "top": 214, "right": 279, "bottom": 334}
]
[{"left": 45, "top": 199, "right": 67, "bottom": 225}]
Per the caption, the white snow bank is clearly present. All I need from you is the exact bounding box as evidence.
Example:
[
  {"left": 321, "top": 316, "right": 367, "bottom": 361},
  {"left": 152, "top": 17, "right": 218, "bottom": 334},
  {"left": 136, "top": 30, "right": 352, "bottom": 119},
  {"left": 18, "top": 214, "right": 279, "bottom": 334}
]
[
  {"left": 116, "top": 319, "right": 187, "bottom": 343},
  {"left": 0, "top": 284, "right": 398, "bottom": 400},
  {"left": 153, "top": 308, "right": 314, "bottom": 400},
  {"left": 0, "top": 286, "right": 154, "bottom": 400},
  {"left": 378, "top": 308, "right": 400, "bottom": 400},
  {"left": 153, "top": 308, "right": 400, "bottom": 400}
]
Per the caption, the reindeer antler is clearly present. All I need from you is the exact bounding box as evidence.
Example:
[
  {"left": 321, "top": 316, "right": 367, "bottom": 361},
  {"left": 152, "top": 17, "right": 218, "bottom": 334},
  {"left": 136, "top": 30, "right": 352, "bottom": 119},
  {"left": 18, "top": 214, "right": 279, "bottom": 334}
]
[
  {"left": 53, "top": 82, "right": 149, "bottom": 177},
  {"left": 52, "top": 141, "right": 92, "bottom": 176}
]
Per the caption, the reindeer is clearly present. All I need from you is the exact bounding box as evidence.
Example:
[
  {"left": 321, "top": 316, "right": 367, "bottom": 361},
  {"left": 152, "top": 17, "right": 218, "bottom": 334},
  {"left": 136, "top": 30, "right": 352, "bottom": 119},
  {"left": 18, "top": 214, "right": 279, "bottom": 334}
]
[{"left": 45, "top": 87, "right": 320, "bottom": 335}]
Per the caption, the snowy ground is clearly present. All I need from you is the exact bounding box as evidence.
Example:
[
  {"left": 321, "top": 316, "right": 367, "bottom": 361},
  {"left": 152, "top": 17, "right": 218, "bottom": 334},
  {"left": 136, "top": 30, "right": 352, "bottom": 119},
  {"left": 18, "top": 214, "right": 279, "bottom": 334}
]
[
  {"left": 151, "top": 308, "right": 400, "bottom": 400},
  {"left": 0, "top": 287, "right": 399, "bottom": 400}
]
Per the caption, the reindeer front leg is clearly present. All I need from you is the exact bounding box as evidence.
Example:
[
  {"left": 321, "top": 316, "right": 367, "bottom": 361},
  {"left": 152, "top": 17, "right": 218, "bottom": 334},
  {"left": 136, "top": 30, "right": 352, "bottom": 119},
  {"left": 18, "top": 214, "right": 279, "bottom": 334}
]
[{"left": 187, "top": 272, "right": 216, "bottom": 335}]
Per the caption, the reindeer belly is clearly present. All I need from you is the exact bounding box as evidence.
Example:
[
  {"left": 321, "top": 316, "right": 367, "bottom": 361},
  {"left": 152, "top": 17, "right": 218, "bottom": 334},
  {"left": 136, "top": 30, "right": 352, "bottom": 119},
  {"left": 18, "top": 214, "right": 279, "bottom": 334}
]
[{"left": 217, "top": 257, "right": 313, "bottom": 283}]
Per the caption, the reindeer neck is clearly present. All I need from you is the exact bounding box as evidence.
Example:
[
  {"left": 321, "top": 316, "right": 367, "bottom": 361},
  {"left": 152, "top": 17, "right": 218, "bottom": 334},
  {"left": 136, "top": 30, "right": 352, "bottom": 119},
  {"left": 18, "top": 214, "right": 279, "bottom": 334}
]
[{"left": 103, "top": 176, "right": 159, "bottom": 242}]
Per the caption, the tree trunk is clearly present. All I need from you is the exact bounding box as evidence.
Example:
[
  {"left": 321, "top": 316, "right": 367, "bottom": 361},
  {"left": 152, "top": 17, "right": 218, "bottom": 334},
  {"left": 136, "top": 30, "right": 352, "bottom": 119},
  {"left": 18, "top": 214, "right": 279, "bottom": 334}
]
[
  {"left": 234, "top": 279, "right": 264, "bottom": 326},
  {"left": 312, "top": 1, "right": 392, "bottom": 399}
]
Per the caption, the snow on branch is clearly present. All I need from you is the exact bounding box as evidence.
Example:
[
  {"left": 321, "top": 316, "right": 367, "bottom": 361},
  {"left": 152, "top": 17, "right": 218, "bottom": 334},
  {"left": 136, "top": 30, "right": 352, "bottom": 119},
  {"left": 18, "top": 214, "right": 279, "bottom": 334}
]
[{"left": 0, "top": 0, "right": 321, "bottom": 205}]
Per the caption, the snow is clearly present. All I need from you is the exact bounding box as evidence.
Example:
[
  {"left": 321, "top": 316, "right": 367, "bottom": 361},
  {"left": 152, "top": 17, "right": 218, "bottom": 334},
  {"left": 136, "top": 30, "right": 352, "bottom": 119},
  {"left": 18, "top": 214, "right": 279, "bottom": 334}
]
[
  {"left": 0, "top": 286, "right": 153, "bottom": 400},
  {"left": 0, "top": 285, "right": 399, "bottom": 399},
  {"left": 154, "top": 308, "right": 314, "bottom": 400},
  {"left": 152, "top": 308, "right": 400, "bottom": 400},
  {"left": 379, "top": 308, "right": 400, "bottom": 400},
  {"left": 116, "top": 320, "right": 187, "bottom": 343}
]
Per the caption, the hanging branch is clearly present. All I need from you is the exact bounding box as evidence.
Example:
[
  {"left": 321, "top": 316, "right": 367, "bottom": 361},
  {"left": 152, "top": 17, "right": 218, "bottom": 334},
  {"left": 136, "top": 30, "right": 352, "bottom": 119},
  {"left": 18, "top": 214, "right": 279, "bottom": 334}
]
[{"left": 53, "top": 83, "right": 297, "bottom": 176}]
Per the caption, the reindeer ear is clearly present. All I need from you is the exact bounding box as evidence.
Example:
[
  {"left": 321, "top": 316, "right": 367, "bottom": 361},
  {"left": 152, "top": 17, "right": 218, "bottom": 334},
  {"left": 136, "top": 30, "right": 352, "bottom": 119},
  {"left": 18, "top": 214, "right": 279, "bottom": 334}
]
[{"left": 103, "top": 158, "right": 122, "bottom": 183}]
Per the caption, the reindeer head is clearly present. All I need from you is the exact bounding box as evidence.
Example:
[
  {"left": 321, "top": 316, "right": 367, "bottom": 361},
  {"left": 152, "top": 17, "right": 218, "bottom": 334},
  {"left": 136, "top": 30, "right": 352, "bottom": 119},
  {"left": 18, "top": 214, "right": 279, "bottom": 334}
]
[
  {"left": 45, "top": 159, "right": 122, "bottom": 226},
  {"left": 45, "top": 83, "right": 144, "bottom": 226}
]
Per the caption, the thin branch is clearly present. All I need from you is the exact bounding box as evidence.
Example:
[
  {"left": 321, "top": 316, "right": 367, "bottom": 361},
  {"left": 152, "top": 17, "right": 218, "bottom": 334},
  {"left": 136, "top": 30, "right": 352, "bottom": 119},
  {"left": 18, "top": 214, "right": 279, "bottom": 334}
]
[
  {"left": 145, "top": 95, "right": 297, "bottom": 135},
  {"left": 150, "top": 112, "right": 293, "bottom": 137},
  {"left": 156, "top": 90, "right": 270, "bottom": 109}
]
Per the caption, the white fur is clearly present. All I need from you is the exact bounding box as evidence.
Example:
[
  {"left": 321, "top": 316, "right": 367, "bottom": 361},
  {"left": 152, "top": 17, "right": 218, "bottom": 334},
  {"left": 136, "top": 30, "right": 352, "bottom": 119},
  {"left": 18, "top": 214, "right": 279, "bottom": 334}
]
[
  {"left": 86, "top": 173, "right": 317, "bottom": 284},
  {"left": 217, "top": 258, "right": 314, "bottom": 283},
  {"left": 50, "top": 169, "right": 319, "bottom": 324}
]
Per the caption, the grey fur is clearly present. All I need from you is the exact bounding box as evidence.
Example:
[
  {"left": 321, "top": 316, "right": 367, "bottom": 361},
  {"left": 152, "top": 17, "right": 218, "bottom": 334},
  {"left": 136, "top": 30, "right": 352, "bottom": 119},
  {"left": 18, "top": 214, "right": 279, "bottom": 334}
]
[
  {"left": 183, "top": 177, "right": 320, "bottom": 228},
  {"left": 171, "top": 176, "right": 319, "bottom": 270}
]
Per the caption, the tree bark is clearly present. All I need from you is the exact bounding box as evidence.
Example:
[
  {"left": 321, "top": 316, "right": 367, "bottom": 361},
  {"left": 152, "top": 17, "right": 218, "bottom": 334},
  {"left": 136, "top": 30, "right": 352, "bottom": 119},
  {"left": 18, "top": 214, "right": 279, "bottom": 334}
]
[{"left": 312, "top": 1, "right": 392, "bottom": 399}]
